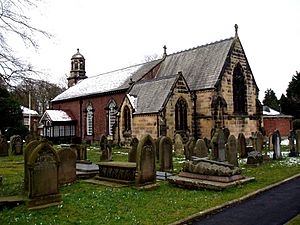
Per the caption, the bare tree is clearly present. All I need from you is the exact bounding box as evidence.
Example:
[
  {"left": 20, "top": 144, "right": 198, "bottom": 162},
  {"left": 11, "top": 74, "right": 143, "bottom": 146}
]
[{"left": 0, "top": 0, "right": 50, "bottom": 86}]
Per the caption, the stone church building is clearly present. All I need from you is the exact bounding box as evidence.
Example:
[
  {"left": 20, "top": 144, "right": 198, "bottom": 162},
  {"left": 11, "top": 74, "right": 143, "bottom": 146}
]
[{"left": 42, "top": 25, "right": 262, "bottom": 144}]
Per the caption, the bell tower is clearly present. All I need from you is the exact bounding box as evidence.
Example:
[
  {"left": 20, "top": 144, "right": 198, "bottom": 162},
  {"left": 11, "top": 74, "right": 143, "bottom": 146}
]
[{"left": 67, "top": 48, "right": 87, "bottom": 88}]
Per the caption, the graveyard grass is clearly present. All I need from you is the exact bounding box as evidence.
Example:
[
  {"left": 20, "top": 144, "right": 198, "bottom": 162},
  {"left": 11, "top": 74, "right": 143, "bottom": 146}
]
[{"left": 1, "top": 145, "right": 300, "bottom": 224}]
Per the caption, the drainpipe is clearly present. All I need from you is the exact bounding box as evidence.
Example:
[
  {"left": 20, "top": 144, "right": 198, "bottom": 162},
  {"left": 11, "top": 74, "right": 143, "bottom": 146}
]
[
  {"left": 192, "top": 91, "right": 198, "bottom": 139},
  {"left": 79, "top": 99, "right": 83, "bottom": 142}
]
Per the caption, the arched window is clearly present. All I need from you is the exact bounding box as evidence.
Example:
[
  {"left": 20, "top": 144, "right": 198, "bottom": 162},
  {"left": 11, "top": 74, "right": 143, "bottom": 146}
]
[
  {"left": 86, "top": 104, "right": 93, "bottom": 135},
  {"left": 175, "top": 98, "right": 188, "bottom": 130},
  {"left": 108, "top": 100, "right": 117, "bottom": 135},
  {"left": 123, "top": 106, "right": 131, "bottom": 131},
  {"left": 233, "top": 63, "right": 247, "bottom": 114}
]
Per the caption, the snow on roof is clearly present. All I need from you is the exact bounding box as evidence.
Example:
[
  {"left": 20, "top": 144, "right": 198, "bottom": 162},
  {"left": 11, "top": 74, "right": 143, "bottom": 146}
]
[
  {"left": 21, "top": 106, "right": 39, "bottom": 116},
  {"left": 127, "top": 94, "right": 137, "bottom": 110},
  {"left": 45, "top": 110, "right": 73, "bottom": 122},
  {"left": 263, "top": 106, "right": 280, "bottom": 116},
  {"left": 52, "top": 64, "right": 144, "bottom": 102}
]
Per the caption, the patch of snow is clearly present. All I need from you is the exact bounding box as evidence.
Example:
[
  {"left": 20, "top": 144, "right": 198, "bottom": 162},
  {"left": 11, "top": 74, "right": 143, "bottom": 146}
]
[
  {"left": 127, "top": 94, "right": 137, "bottom": 110},
  {"left": 263, "top": 106, "right": 280, "bottom": 116},
  {"left": 52, "top": 64, "right": 143, "bottom": 102},
  {"left": 46, "top": 110, "right": 73, "bottom": 121},
  {"left": 21, "top": 106, "right": 39, "bottom": 116}
]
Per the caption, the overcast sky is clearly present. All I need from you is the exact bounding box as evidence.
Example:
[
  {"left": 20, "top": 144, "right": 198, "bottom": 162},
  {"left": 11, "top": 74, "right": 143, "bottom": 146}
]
[{"left": 19, "top": 0, "right": 300, "bottom": 101}]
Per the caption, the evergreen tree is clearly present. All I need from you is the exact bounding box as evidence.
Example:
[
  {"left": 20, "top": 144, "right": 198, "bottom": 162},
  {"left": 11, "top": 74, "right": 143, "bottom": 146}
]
[{"left": 262, "top": 88, "right": 279, "bottom": 111}]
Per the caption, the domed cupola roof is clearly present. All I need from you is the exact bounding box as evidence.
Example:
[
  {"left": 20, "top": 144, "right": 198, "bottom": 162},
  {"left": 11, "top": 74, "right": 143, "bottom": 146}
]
[{"left": 71, "top": 48, "right": 85, "bottom": 59}]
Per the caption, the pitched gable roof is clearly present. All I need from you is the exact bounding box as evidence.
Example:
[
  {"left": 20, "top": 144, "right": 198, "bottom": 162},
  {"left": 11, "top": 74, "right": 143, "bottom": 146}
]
[
  {"left": 127, "top": 73, "right": 188, "bottom": 114},
  {"left": 156, "top": 37, "right": 235, "bottom": 90},
  {"left": 52, "top": 59, "right": 161, "bottom": 102},
  {"left": 40, "top": 110, "right": 75, "bottom": 122}
]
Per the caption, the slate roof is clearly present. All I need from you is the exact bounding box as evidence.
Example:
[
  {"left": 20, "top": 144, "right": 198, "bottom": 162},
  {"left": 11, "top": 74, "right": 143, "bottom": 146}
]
[
  {"left": 127, "top": 74, "right": 180, "bottom": 114},
  {"left": 52, "top": 59, "right": 161, "bottom": 102},
  {"left": 156, "top": 37, "right": 235, "bottom": 90}
]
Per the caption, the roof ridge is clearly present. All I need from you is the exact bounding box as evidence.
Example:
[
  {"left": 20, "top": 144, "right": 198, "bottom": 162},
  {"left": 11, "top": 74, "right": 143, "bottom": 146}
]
[
  {"left": 167, "top": 36, "right": 235, "bottom": 57},
  {"left": 89, "top": 59, "right": 162, "bottom": 78}
]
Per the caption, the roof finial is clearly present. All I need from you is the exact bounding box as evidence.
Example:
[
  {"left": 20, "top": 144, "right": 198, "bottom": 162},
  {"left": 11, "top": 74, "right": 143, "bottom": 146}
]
[
  {"left": 163, "top": 45, "right": 167, "bottom": 58},
  {"left": 77, "top": 48, "right": 80, "bottom": 53},
  {"left": 234, "top": 24, "right": 238, "bottom": 37}
]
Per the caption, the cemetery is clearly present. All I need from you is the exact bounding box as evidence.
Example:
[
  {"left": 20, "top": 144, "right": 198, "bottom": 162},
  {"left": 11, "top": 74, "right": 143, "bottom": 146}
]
[{"left": 1, "top": 130, "right": 300, "bottom": 224}]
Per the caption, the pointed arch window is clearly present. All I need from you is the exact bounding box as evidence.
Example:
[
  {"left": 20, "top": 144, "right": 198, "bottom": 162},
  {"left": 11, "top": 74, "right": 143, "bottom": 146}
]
[
  {"left": 175, "top": 98, "right": 188, "bottom": 130},
  {"left": 86, "top": 104, "right": 94, "bottom": 136},
  {"left": 108, "top": 100, "right": 117, "bottom": 135},
  {"left": 233, "top": 63, "right": 247, "bottom": 114},
  {"left": 123, "top": 106, "right": 131, "bottom": 131}
]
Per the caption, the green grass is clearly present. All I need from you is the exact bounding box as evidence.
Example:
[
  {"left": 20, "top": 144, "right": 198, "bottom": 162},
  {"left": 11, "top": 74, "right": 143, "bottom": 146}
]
[
  {"left": 286, "top": 214, "right": 300, "bottom": 225},
  {"left": 1, "top": 146, "right": 300, "bottom": 224}
]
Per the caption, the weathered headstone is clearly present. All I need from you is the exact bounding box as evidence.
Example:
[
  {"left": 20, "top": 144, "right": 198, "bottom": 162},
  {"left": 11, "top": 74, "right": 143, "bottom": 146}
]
[
  {"left": 25, "top": 133, "right": 37, "bottom": 145},
  {"left": 155, "top": 136, "right": 163, "bottom": 161},
  {"left": 24, "top": 140, "right": 41, "bottom": 191},
  {"left": 9, "top": 135, "right": 23, "bottom": 155},
  {"left": 159, "top": 136, "right": 173, "bottom": 172},
  {"left": 272, "top": 130, "right": 282, "bottom": 159},
  {"left": 100, "top": 135, "right": 112, "bottom": 161},
  {"left": 135, "top": 134, "right": 156, "bottom": 186},
  {"left": 128, "top": 137, "right": 139, "bottom": 162},
  {"left": 255, "top": 132, "right": 264, "bottom": 153},
  {"left": 268, "top": 133, "right": 273, "bottom": 151},
  {"left": 193, "top": 139, "right": 208, "bottom": 158},
  {"left": 226, "top": 135, "right": 238, "bottom": 166},
  {"left": 57, "top": 147, "right": 77, "bottom": 184},
  {"left": 0, "top": 135, "right": 9, "bottom": 157},
  {"left": 27, "top": 140, "right": 61, "bottom": 208},
  {"left": 295, "top": 130, "right": 300, "bottom": 156},
  {"left": 70, "top": 144, "right": 87, "bottom": 161},
  {"left": 223, "top": 127, "right": 230, "bottom": 143},
  {"left": 237, "top": 133, "right": 247, "bottom": 158},
  {"left": 184, "top": 137, "right": 195, "bottom": 160},
  {"left": 217, "top": 131, "right": 226, "bottom": 162},
  {"left": 174, "top": 134, "right": 184, "bottom": 156},
  {"left": 288, "top": 130, "right": 297, "bottom": 157}
]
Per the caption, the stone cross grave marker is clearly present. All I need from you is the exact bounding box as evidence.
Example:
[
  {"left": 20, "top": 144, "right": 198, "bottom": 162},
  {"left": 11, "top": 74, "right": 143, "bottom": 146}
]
[
  {"left": 128, "top": 137, "right": 139, "bottom": 162},
  {"left": 0, "top": 135, "right": 9, "bottom": 157},
  {"left": 57, "top": 147, "right": 77, "bottom": 185},
  {"left": 272, "top": 130, "right": 282, "bottom": 159},
  {"left": 24, "top": 140, "right": 41, "bottom": 191},
  {"left": 27, "top": 140, "right": 61, "bottom": 208},
  {"left": 159, "top": 136, "right": 173, "bottom": 172},
  {"left": 226, "top": 135, "right": 238, "bottom": 166},
  {"left": 135, "top": 134, "right": 156, "bottom": 186},
  {"left": 193, "top": 139, "right": 208, "bottom": 158},
  {"left": 237, "top": 133, "right": 247, "bottom": 158}
]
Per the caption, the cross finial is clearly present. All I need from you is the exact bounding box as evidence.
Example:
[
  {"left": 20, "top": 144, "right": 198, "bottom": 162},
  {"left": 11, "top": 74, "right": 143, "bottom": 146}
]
[
  {"left": 234, "top": 24, "right": 238, "bottom": 37},
  {"left": 163, "top": 45, "right": 167, "bottom": 58}
]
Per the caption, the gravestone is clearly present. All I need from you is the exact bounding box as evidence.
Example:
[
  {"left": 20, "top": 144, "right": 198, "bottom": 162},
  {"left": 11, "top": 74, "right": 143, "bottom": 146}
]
[
  {"left": 135, "top": 134, "right": 156, "bottom": 186},
  {"left": 0, "top": 135, "right": 9, "bottom": 157},
  {"left": 255, "top": 132, "right": 264, "bottom": 153},
  {"left": 57, "top": 147, "right": 77, "bottom": 184},
  {"left": 128, "top": 137, "right": 139, "bottom": 162},
  {"left": 272, "top": 130, "right": 282, "bottom": 159},
  {"left": 24, "top": 140, "right": 41, "bottom": 191},
  {"left": 288, "top": 130, "right": 297, "bottom": 157},
  {"left": 226, "top": 135, "right": 238, "bottom": 166},
  {"left": 237, "top": 133, "right": 247, "bottom": 158},
  {"left": 217, "top": 131, "right": 226, "bottom": 162},
  {"left": 70, "top": 144, "right": 87, "bottom": 161},
  {"left": 25, "top": 133, "right": 37, "bottom": 145},
  {"left": 268, "top": 134, "right": 273, "bottom": 151},
  {"left": 27, "top": 140, "right": 61, "bottom": 208},
  {"left": 155, "top": 136, "right": 163, "bottom": 161},
  {"left": 159, "top": 136, "right": 173, "bottom": 172},
  {"left": 100, "top": 135, "right": 112, "bottom": 161},
  {"left": 193, "top": 139, "right": 208, "bottom": 158},
  {"left": 9, "top": 135, "right": 23, "bottom": 155},
  {"left": 174, "top": 134, "right": 184, "bottom": 156},
  {"left": 223, "top": 127, "right": 230, "bottom": 143},
  {"left": 184, "top": 137, "right": 195, "bottom": 160},
  {"left": 295, "top": 130, "right": 300, "bottom": 156}
]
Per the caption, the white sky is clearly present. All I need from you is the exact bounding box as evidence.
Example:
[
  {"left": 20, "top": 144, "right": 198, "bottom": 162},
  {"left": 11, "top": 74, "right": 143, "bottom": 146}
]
[{"left": 18, "top": 0, "right": 300, "bottom": 101}]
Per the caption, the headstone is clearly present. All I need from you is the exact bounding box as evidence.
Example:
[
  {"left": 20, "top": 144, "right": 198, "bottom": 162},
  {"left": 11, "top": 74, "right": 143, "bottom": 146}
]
[
  {"left": 27, "top": 140, "right": 61, "bottom": 208},
  {"left": 100, "top": 135, "right": 112, "bottom": 161},
  {"left": 174, "top": 134, "right": 184, "bottom": 156},
  {"left": 25, "top": 133, "right": 37, "bottom": 145},
  {"left": 295, "top": 130, "right": 300, "bottom": 156},
  {"left": 24, "top": 140, "right": 41, "bottom": 191},
  {"left": 155, "top": 136, "right": 163, "bottom": 161},
  {"left": 288, "top": 130, "right": 297, "bottom": 157},
  {"left": 255, "top": 132, "right": 264, "bottom": 153},
  {"left": 217, "top": 131, "right": 226, "bottom": 162},
  {"left": 70, "top": 144, "right": 87, "bottom": 161},
  {"left": 159, "top": 136, "right": 173, "bottom": 172},
  {"left": 237, "top": 133, "right": 247, "bottom": 158},
  {"left": 184, "top": 137, "right": 195, "bottom": 160},
  {"left": 0, "top": 135, "right": 9, "bottom": 156},
  {"left": 128, "top": 137, "right": 139, "bottom": 162},
  {"left": 57, "top": 147, "right": 77, "bottom": 184},
  {"left": 135, "top": 134, "right": 156, "bottom": 186},
  {"left": 9, "top": 135, "right": 23, "bottom": 155},
  {"left": 272, "top": 130, "right": 282, "bottom": 159},
  {"left": 193, "top": 139, "right": 208, "bottom": 158},
  {"left": 226, "top": 135, "right": 238, "bottom": 166},
  {"left": 223, "top": 127, "right": 230, "bottom": 142},
  {"left": 268, "top": 134, "right": 273, "bottom": 151}
]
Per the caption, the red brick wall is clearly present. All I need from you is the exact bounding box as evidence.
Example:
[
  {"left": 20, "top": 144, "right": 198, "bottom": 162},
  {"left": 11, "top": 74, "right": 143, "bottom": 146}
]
[
  {"left": 52, "top": 92, "right": 126, "bottom": 142},
  {"left": 263, "top": 117, "right": 292, "bottom": 137}
]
